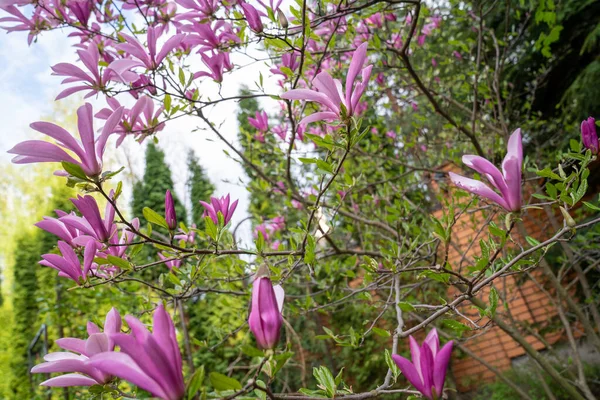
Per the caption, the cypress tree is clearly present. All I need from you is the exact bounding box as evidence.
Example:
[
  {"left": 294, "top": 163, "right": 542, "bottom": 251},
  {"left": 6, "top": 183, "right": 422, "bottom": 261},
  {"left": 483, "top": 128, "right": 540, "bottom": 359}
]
[
  {"left": 186, "top": 150, "right": 215, "bottom": 226},
  {"left": 9, "top": 232, "right": 40, "bottom": 399},
  {"left": 132, "top": 142, "right": 187, "bottom": 223}
]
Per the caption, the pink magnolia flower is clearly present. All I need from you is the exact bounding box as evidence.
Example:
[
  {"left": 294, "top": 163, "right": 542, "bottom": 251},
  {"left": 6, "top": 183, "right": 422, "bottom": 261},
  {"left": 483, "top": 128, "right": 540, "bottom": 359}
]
[
  {"left": 280, "top": 42, "right": 372, "bottom": 125},
  {"left": 165, "top": 190, "right": 177, "bottom": 230},
  {"left": 295, "top": 124, "right": 305, "bottom": 141},
  {"left": 51, "top": 43, "right": 134, "bottom": 100},
  {"left": 365, "top": 13, "right": 383, "bottom": 27},
  {"left": 31, "top": 308, "right": 122, "bottom": 387},
  {"left": 256, "top": 0, "right": 282, "bottom": 12},
  {"left": 129, "top": 74, "right": 157, "bottom": 99},
  {"left": 109, "top": 26, "right": 184, "bottom": 72},
  {"left": 449, "top": 128, "right": 523, "bottom": 212},
  {"left": 392, "top": 329, "right": 453, "bottom": 400},
  {"left": 174, "top": 224, "right": 196, "bottom": 243},
  {"left": 193, "top": 51, "right": 233, "bottom": 82},
  {"left": 249, "top": 275, "right": 284, "bottom": 349},
  {"left": 174, "top": 0, "right": 219, "bottom": 19},
  {"left": 40, "top": 239, "right": 98, "bottom": 284},
  {"left": 272, "top": 124, "right": 287, "bottom": 140},
  {"left": 200, "top": 194, "right": 238, "bottom": 225},
  {"left": 270, "top": 51, "right": 300, "bottom": 77},
  {"left": 89, "top": 304, "right": 185, "bottom": 400},
  {"left": 102, "top": 218, "right": 140, "bottom": 259},
  {"left": 66, "top": 0, "right": 92, "bottom": 26},
  {"left": 180, "top": 21, "right": 239, "bottom": 53},
  {"left": 8, "top": 103, "right": 124, "bottom": 177},
  {"left": 581, "top": 117, "right": 598, "bottom": 154},
  {"left": 35, "top": 210, "right": 83, "bottom": 247},
  {"left": 248, "top": 110, "right": 268, "bottom": 132},
  {"left": 241, "top": 3, "right": 263, "bottom": 33},
  {"left": 0, "top": 6, "right": 49, "bottom": 45},
  {"left": 96, "top": 96, "right": 165, "bottom": 146},
  {"left": 452, "top": 50, "right": 462, "bottom": 60},
  {"left": 61, "top": 194, "right": 117, "bottom": 243},
  {"left": 158, "top": 252, "right": 183, "bottom": 269}
]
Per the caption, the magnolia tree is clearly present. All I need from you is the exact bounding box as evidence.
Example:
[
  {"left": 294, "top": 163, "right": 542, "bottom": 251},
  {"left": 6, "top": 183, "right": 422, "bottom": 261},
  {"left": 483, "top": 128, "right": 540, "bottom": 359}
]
[{"left": 2, "top": 0, "right": 600, "bottom": 398}]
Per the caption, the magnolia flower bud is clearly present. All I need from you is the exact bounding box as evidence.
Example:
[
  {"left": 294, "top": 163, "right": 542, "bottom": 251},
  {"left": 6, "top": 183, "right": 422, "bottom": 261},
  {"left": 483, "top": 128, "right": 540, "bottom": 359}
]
[
  {"left": 581, "top": 117, "right": 598, "bottom": 154},
  {"left": 277, "top": 9, "right": 288, "bottom": 29},
  {"left": 248, "top": 273, "right": 284, "bottom": 349},
  {"left": 165, "top": 190, "right": 177, "bottom": 230}
]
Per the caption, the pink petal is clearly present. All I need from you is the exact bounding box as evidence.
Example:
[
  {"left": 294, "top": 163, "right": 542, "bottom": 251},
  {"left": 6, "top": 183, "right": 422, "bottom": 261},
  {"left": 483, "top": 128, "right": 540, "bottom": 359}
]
[
  {"left": 39, "top": 373, "right": 98, "bottom": 387},
  {"left": 449, "top": 172, "right": 510, "bottom": 211}
]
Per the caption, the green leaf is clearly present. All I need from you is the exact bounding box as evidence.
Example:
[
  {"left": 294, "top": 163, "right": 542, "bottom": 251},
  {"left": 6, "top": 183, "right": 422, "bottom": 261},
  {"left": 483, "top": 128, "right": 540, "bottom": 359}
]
[
  {"left": 371, "top": 327, "right": 391, "bottom": 337},
  {"left": 61, "top": 161, "right": 88, "bottom": 180},
  {"left": 187, "top": 366, "right": 205, "bottom": 398},
  {"left": 107, "top": 255, "right": 131, "bottom": 270},
  {"left": 397, "top": 302, "right": 416, "bottom": 312},
  {"left": 488, "top": 287, "right": 499, "bottom": 318},
  {"left": 442, "top": 319, "right": 470, "bottom": 336},
  {"left": 209, "top": 372, "right": 242, "bottom": 391},
  {"left": 384, "top": 349, "right": 401, "bottom": 380},
  {"left": 241, "top": 345, "right": 264, "bottom": 357},
  {"left": 526, "top": 236, "right": 540, "bottom": 246},
  {"left": 313, "top": 366, "right": 336, "bottom": 398},
  {"left": 164, "top": 94, "right": 172, "bottom": 112},
  {"left": 583, "top": 201, "right": 600, "bottom": 211},
  {"left": 143, "top": 207, "right": 169, "bottom": 229}
]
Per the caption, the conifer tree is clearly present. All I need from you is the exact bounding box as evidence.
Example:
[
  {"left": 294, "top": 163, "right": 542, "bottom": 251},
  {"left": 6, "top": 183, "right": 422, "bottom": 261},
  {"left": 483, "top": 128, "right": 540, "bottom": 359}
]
[
  {"left": 132, "top": 142, "right": 187, "bottom": 223},
  {"left": 186, "top": 150, "right": 215, "bottom": 226},
  {"left": 9, "top": 232, "right": 40, "bottom": 399}
]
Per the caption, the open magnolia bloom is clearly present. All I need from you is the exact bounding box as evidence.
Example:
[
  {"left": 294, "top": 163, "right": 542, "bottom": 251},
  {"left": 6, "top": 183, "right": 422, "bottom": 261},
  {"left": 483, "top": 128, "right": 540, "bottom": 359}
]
[
  {"left": 392, "top": 329, "right": 453, "bottom": 400},
  {"left": 449, "top": 128, "right": 523, "bottom": 212},
  {"left": 88, "top": 304, "right": 185, "bottom": 400},
  {"left": 31, "top": 308, "right": 122, "bottom": 387},
  {"left": 280, "top": 42, "right": 372, "bottom": 125}
]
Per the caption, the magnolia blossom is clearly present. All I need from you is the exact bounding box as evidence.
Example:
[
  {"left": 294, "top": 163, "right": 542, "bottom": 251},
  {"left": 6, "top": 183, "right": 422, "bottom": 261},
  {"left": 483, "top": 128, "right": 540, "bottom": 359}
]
[
  {"left": 158, "top": 252, "right": 183, "bottom": 269},
  {"left": 392, "top": 329, "right": 453, "bottom": 400},
  {"left": 270, "top": 52, "right": 300, "bottom": 77},
  {"left": 194, "top": 51, "right": 233, "bottom": 82},
  {"left": 35, "top": 210, "right": 83, "bottom": 247},
  {"left": 66, "top": 0, "right": 92, "bottom": 26},
  {"left": 248, "top": 110, "right": 269, "bottom": 132},
  {"left": 96, "top": 96, "right": 165, "bottom": 146},
  {"left": 180, "top": 21, "right": 239, "bottom": 53},
  {"left": 249, "top": 275, "right": 284, "bottom": 349},
  {"left": 165, "top": 190, "right": 177, "bottom": 230},
  {"left": 52, "top": 43, "right": 136, "bottom": 100},
  {"left": 40, "top": 240, "right": 97, "bottom": 284},
  {"left": 31, "top": 308, "right": 122, "bottom": 387},
  {"left": 241, "top": 3, "right": 263, "bottom": 33},
  {"left": 8, "top": 103, "right": 124, "bottom": 177},
  {"left": 581, "top": 117, "right": 598, "bottom": 154},
  {"left": 109, "top": 26, "right": 185, "bottom": 73},
  {"left": 281, "top": 42, "right": 372, "bottom": 125},
  {"left": 449, "top": 128, "right": 523, "bottom": 212},
  {"left": 175, "top": 0, "right": 219, "bottom": 19},
  {"left": 89, "top": 304, "right": 185, "bottom": 400},
  {"left": 200, "top": 194, "right": 238, "bottom": 225},
  {"left": 174, "top": 224, "right": 196, "bottom": 243},
  {"left": 61, "top": 194, "right": 117, "bottom": 243}
]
